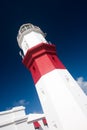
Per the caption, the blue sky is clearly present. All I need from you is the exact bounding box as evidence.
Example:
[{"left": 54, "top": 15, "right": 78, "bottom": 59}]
[{"left": 0, "top": 0, "right": 87, "bottom": 114}]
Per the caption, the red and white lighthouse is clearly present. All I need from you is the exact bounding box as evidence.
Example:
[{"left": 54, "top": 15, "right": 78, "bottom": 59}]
[{"left": 17, "top": 23, "right": 87, "bottom": 130}]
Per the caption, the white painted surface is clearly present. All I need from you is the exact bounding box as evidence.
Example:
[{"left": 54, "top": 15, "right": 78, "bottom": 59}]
[
  {"left": 0, "top": 106, "right": 50, "bottom": 130},
  {"left": 36, "top": 69, "right": 87, "bottom": 130},
  {"left": 27, "top": 113, "right": 45, "bottom": 122},
  {"left": 0, "top": 106, "right": 25, "bottom": 123},
  {"left": 36, "top": 80, "right": 63, "bottom": 130},
  {"left": 21, "top": 31, "right": 47, "bottom": 55}
]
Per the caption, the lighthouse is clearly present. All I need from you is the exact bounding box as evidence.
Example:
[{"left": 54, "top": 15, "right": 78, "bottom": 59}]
[{"left": 17, "top": 23, "right": 87, "bottom": 130}]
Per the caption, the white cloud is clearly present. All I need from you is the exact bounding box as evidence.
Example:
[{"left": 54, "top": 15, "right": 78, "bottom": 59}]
[
  {"left": 76, "top": 77, "right": 87, "bottom": 95},
  {"left": 14, "top": 99, "right": 30, "bottom": 107}
]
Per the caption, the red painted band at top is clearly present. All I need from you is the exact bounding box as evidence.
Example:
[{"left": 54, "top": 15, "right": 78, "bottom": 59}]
[{"left": 22, "top": 43, "right": 65, "bottom": 84}]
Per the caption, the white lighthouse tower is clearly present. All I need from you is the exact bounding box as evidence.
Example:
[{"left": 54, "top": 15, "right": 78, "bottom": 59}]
[{"left": 17, "top": 23, "right": 87, "bottom": 130}]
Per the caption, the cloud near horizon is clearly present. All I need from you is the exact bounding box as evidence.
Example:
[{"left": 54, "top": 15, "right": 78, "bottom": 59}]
[
  {"left": 76, "top": 77, "right": 87, "bottom": 95},
  {"left": 13, "top": 99, "right": 30, "bottom": 107}
]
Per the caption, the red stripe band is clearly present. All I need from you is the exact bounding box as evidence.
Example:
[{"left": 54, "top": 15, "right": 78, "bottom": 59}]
[{"left": 23, "top": 43, "right": 65, "bottom": 84}]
